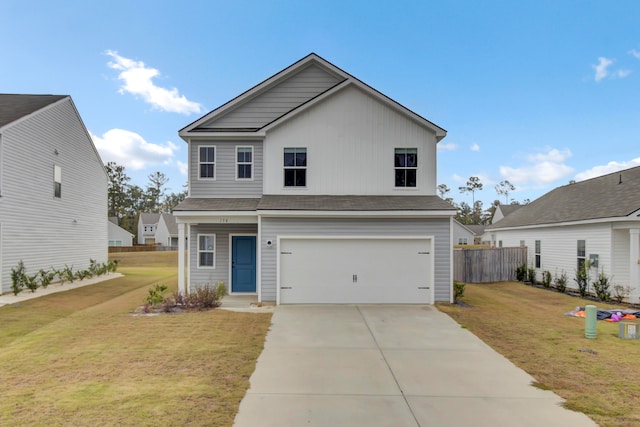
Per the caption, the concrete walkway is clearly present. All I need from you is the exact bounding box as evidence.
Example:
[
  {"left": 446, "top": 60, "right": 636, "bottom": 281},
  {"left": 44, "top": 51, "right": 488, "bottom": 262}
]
[{"left": 234, "top": 305, "right": 596, "bottom": 427}]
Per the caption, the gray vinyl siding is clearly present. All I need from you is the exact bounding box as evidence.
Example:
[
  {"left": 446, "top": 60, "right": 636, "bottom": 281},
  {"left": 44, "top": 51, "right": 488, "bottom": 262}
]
[
  {"left": 259, "top": 217, "right": 451, "bottom": 303},
  {"left": 201, "top": 64, "right": 343, "bottom": 129},
  {"left": 189, "top": 141, "right": 263, "bottom": 197},
  {"left": 188, "top": 224, "right": 257, "bottom": 291},
  {"left": 0, "top": 98, "right": 107, "bottom": 293}
]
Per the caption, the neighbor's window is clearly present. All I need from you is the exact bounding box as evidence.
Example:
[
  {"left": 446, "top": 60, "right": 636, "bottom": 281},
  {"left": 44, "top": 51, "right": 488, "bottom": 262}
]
[
  {"left": 198, "top": 234, "right": 216, "bottom": 268},
  {"left": 394, "top": 148, "right": 417, "bottom": 187},
  {"left": 284, "top": 148, "right": 306, "bottom": 187},
  {"left": 199, "top": 146, "right": 215, "bottom": 179},
  {"left": 577, "top": 240, "right": 586, "bottom": 269},
  {"left": 458, "top": 238, "right": 468, "bottom": 245},
  {"left": 520, "top": 240, "right": 525, "bottom": 247},
  {"left": 535, "top": 240, "right": 541, "bottom": 268},
  {"left": 237, "top": 146, "right": 253, "bottom": 179},
  {"left": 54, "top": 165, "right": 62, "bottom": 198}
]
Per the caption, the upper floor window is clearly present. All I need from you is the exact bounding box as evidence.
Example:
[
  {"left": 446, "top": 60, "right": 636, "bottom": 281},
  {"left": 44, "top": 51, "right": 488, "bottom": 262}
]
[
  {"left": 54, "top": 165, "right": 62, "bottom": 198},
  {"left": 394, "top": 148, "right": 417, "bottom": 187},
  {"left": 198, "top": 234, "right": 216, "bottom": 268},
  {"left": 237, "top": 147, "right": 253, "bottom": 180},
  {"left": 284, "top": 147, "right": 306, "bottom": 187},
  {"left": 199, "top": 146, "right": 215, "bottom": 179}
]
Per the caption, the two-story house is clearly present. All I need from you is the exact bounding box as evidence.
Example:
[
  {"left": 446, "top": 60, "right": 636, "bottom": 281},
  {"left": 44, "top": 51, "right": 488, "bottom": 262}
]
[
  {"left": 173, "top": 54, "right": 455, "bottom": 304},
  {"left": 0, "top": 94, "right": 107, "bottom": 293},
  {"left": 137, "top": 213, "right": 160, "bottom": 245}
]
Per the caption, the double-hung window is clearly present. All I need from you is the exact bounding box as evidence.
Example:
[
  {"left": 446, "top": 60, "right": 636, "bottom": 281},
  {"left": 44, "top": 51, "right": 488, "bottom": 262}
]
[
  {"left": 284, "top": 148, "right": 306, "bottom": 187},
  {"left": 535, "top": 240, "right": 541, "bottom": 268},
  {"left": 237, "top": 147, "right": 253, "bottom": 180},
  {"left": 54, "top": 165, "right": 62, "bottom": 198},
  {"left": 394, "top": 148, "right": 417, "bottom": 187},
  {"left": 198, "top": 234, "right": 216, "bottom": 268},
  {"left": 577, "top": 240, "right": 586, "bottom": 269},
  {"left": 199, "top": 146, "right": 215, "bottom": 179}
]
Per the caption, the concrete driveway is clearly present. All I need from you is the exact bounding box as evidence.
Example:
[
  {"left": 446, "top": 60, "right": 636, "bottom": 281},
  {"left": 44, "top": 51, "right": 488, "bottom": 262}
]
[{"left": 234, "top": 305, "right": 596, "bottom": 427}]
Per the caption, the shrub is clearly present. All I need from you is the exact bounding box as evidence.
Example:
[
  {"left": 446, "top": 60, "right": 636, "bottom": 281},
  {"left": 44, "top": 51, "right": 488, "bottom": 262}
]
[
  {"left": 24, "top": 273, "right": 39, "bottom": 293},
  {"left": 612, "top": 284, "right": 633, "bottom": 304},
  {"left": 75, "top": 270, "right": 91, "bottom": 281},
  {"left": 527, "top": 267, "right": 537, "bottom": 284},
  {"left": 542, "top": 270, "right": 552, "bottom": 288},
  {"left": 108, "top": 260, "right": 119, "bottom": 273},
  {"left": 453, "top": 281, "right": 465, "bottom": 302},
  {"left": 555, "top": 271, "right": 568, "bottom": 293},
  {"left": 62, "top": 265, "right": 75, "bottom": 283},
  {"left": 145, "top": 284, "right": 168, "bottom": 306},
  {"left": 174, "top": 281, "right": 228, "bottom": 311},
  {"left": 10, "top": 261, "right": 26, "bottom": 295},
  {"left": 39, "top": 269, "right": 56, "bottom": 288},
  {"left": 574, "top": 260, "right": 591, "bottom": 297},
  {"left": 592, "top": 270, "right": 612, "bottom": 302},
  {"left": 515, "top": 264, "right": 527, "bottom": 282}
]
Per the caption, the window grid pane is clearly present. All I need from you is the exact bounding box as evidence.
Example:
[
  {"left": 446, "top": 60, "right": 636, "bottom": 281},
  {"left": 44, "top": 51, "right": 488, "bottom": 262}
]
[
  {"left": 394, "top": 148, "right": 417, "bottom": 188},
  {"left": 284, "top": 148, "right": 307, "bottom": 187},
  {"left": 199, "top": 147, "right": 215, "bottom": 178},
  {"left": 198, "top": 235, "right": 215, "bottom": 268}
]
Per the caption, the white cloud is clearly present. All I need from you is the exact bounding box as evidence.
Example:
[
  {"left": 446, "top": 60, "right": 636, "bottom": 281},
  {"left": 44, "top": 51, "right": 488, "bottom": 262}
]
[
  {"left": 106, "top": 50, "right": 202, "bottom": 114},
  {"left": 593, "top": 57, "right": 613, "bottom": 82},
  {"left": 592, "top": 56, "right": 631, "bottom": 82},
  {"left": 91, "top": 128, "right": 177, "bottom": 170},
  {"left": 499, "top": 147, "right": 574, "bottom": 186},
  {"left": 177, "top": 160, "right": 188, "bottom": 176},
  {"left": 470, "top": 143, "right": 480, "bottom": 152},
  {"left": 437, "top": 142, "right": 458, "bottom": 151},
  {"left": 630, "top": 49, "right": 640, "bottom": 59},
  {"left": 575, "top": 158, "right": 640, "bottom": 181}
]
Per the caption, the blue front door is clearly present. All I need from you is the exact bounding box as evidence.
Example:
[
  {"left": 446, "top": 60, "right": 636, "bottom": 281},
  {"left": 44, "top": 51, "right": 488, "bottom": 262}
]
[{"left": 232, "top": 236, "right": 256, "bottom": 292}]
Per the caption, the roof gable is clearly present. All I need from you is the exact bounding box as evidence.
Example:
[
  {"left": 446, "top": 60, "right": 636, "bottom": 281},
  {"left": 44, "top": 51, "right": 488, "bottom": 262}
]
[
  {"left": 487, "top": 166, "right": 640, "bottom": 229},
  {"left": 180, "top": 53, "right": 446, "bottom": 141},
  {"left": 139, "top": 213, "right": 161, "bottom": 225},
  {"left": 0, "top": 94, "right": 67, "bottom": 129}
]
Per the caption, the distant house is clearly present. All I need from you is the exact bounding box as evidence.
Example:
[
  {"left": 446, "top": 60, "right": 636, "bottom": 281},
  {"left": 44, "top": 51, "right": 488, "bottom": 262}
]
[
  {"left": 108, "top": 217, "right": 134, "bottom": 246},
  {"left": 174, "top": 53, "right": 455, "bottom": 304},
  {"left": 485, "top": 166, "right": 640, "bottom": 301},
  {"left": 465, "top": 224, "right": 486, "bottom": 244},
  {"left": 155, "top": 213, "right": 178, "bottom": 248},
  {"left": 453, "top": 220, "right": 474, "bottom": 245},
  {"left": 0, "top": 94, "right": 107, "bottom": 293},
  {"left": 492, "top": 204, "right": 523, "bottom": 224},
  {"left": 137, "top": 213, "right": 160, "bottom": 245}
]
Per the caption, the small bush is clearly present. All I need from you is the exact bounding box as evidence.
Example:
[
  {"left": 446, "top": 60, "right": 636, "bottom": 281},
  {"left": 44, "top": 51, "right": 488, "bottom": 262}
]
[
  {"left": 527, "top": 267, "right": 537, "bottom": 284},
  {"left": 515, "top": 264, "right": 527, "bottom": 282},
  {"left": 62, "top": 265, "right": 75, "bottom": 283},
  {"left": 555, "top": 271, "right": 568, "bottom": 293},
  {"left": 108, "top": 260, "right": 119, "bottom": 273},
  {"left": 75, "top": 270, "right": 91, "bottom": 281},
  {"left": 574, "top": 260, "right": 591, "bottom": 297},
  {"left": 592, "top": 270, "right": 612, "bottom": 302},
  {"left": 454, "top": 281, "right": 465, "bottom": 302},
  {"left": 145, "top": 284, "right": 168, "bottom": 306},
  {"left": 542, "top": 270, "right": 552, "bottom": 288},
  {"left": 10, "top": 261, "right": 26, "bottom": 295},
  {"left": 24, "top": 273, "right": 39, "bottom": 293},
  {"left": 39, "top": 269, "right": 56, "bottom": 288},
  {"left": 612, "top": 284, "right": 633, "bottom": 304}
]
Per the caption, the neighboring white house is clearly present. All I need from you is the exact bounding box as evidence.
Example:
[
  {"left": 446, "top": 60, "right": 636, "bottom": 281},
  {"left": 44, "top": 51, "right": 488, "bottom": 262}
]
[
  {"left": 0, "top": 94, "right": 108, "bottom": 293},
  {"left": 137, "top": 213, "right": 160, "bottom": 245},
  {"left": 485, "top": 166, "right": 640, "bottom": 301},
  {"left": 155, "top": 213, "right": 178, "bottom": 248},
  {"left": 453, "top": 220, "right": 474, "bottom": 245},
  {"left": 108, "top": 217, "right": 134, "bottom": 246},
  {"left": 174, "top": 53, "right": 456, "bottom": 304}
]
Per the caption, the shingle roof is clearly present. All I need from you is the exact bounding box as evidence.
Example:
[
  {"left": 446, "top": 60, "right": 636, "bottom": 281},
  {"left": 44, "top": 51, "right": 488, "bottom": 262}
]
[
  {"left": 486, "top": 166, "right": 640, "bottom": 229},
  {"left": 139, "top": 212, "right": 161, "bottom": 224},
  {"left": 160, "top": 213, "right": 178, "bottom": 234},
  {"left": 497, "top": 204, "right": 522, "bottom": 217},
  {"left": 174, "top": 196, "right": 454, "bottom": 212},
  {"left": 0, "top": 94, "right": 67, "bottom": 129}
]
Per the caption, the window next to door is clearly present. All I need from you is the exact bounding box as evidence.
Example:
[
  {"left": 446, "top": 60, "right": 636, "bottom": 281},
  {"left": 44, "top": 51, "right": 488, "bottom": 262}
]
[
  {"left": 395, "top": 148, "right": 417, "bottom": 188},
  {"left": 198, "top": 234, "right": 216, "bottom": 268}
]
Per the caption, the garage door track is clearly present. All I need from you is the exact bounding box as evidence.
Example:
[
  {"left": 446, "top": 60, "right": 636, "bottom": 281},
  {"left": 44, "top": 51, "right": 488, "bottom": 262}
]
[{"left": 233, "top": 305, "right": 596, "bottom": 427}]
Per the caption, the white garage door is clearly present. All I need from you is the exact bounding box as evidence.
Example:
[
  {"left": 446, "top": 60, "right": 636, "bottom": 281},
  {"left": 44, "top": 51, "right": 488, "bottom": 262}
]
[{"left": 278, "top": 237, "right": 432, "bottom": 304}]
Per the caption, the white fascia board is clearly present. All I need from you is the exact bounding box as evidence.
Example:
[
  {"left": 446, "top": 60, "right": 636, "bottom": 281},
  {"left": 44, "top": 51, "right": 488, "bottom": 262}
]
[
  {"left": 489, "top": 215, "right": 640, "bottom": 232},
  {"left": 179, "top": 132, "right": 265, "bottom": 142},
  {"left": 257, "top": 209, "right": 456, "bottom": 218}
]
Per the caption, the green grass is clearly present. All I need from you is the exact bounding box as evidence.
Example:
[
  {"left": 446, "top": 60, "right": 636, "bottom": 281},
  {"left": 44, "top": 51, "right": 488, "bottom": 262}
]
[
  {"left": 437, "top": 282, "right": 640, "bottom": 427},
  {"left": 0, "top": 251, "right": 272, "bottom": 426}
]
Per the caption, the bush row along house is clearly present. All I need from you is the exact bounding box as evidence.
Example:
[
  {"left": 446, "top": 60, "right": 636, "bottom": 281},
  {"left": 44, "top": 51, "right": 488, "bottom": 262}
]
[
  {"left": 486, "top": 166, "right": 640, "bottom": 302},
  {"left": 0, "top": 94, "right": 107, "bottom": 293},
  {"left": 173, "top": 53, "right": 456, "bottom": 304}
]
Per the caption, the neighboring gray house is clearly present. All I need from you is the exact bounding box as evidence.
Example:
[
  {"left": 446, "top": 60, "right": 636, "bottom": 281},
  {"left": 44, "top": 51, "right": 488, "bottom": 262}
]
[
  {"left": 156, "top": 213, "right": 178, "bottom": 248},
  {"left": 453, "top": 220, "right": 474, "bottom": 245},
  {"left": 137, "top": 213, "right": 160, "bottom": 245},
  {"left": 485, "top": 166, "right": 640, "bottom": 301},
  {"left": 108, "top": 217, "right": 134, "bottom": 246},
  {"left": 174, "top": 53, "right": 456, "bottom": 304},
  {"left": 492, "top": 203, "right": 523, "bottom": 224},
  {"left": 0, "top": 94, "right": 108, "bottom": 293}
]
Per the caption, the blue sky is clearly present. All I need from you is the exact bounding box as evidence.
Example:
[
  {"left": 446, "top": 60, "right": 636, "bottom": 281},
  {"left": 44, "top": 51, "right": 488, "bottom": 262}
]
[{"left": 1, "top": 0, "right": 639, "bottom": 208}]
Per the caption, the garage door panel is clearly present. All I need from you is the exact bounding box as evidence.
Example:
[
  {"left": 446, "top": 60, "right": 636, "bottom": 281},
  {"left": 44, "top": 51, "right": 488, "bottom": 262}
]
[{"left": 279, "top": 238, "right": 431, "bottom": 304}]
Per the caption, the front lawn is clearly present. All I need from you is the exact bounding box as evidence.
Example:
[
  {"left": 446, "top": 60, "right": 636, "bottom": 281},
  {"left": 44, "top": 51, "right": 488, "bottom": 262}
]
[
  {"left": 0, "top": 251, "right": 272, "bottom": 427},
  {"left": 438, "top": 282, "right": 640, "bottom": 427}
]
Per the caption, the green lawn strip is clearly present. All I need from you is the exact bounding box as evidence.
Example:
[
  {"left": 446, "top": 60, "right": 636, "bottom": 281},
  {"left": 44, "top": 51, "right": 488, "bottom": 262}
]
[
  {"left": 438, "top": 282, "right": 640, "bottom": 427},
  {"left": 0, "top": 251, "right": 272, "bottom": 426}
]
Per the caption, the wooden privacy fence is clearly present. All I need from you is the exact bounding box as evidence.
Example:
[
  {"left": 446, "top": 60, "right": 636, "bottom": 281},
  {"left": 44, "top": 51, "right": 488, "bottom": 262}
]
[{"left": 454, "top": 247, "right": 527, "bottom": 283}]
